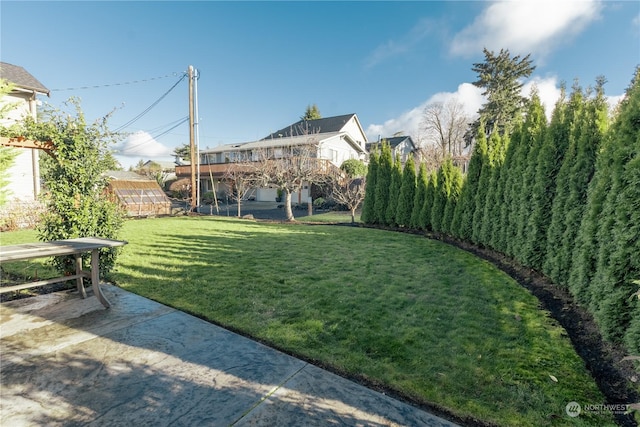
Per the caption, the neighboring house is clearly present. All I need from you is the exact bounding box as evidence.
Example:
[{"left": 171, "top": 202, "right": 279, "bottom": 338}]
[
  {"left": 0, "top": 62, "right": 50, "bottom": 204},
  {"left": 105, "top": 171, "right": 172, "bottom": 217},
  {"left": 176, "top": 113, "right": 368, "bottom": 203},
  {"left": 366, "top": 135, "right": 417, "bottom": 164}
]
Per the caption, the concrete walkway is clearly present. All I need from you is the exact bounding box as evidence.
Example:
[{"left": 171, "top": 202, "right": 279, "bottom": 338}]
[{"left": 1, "top": 285, "right": 458, "bottom": 426}]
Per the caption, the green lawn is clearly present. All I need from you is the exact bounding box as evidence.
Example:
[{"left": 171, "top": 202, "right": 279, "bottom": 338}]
[{"left": 1, "top": 217, "right": 612, "bottom": 426}]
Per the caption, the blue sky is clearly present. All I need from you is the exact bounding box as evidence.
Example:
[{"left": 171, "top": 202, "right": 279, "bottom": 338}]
[{"left": 2, "top": 1, "right": 638, "bottom": 168}]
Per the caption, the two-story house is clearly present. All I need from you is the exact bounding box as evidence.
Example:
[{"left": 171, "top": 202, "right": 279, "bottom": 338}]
[
  {"left": 176, "top": 113, "right": 368, "bottom": 203},
  {"left": 366, "top": 135, "right": 417, "bottom": 165},
  {"left": 0, "top": 62, "right": 50, "bottom": 209}
]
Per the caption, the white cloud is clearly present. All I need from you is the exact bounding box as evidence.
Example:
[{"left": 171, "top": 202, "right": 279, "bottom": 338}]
[
  {"left": 365, "top": 83, "right": 484, "bottom": 142},
  {"left": 119, "top": 131, "right": 172, "bottom": 157},
  {"left": 450, "top": 0, "right": 602, "bottom": 58},
  {"left": 366, "top": 74, "right": 628, "bottom": 145},
  {"left": 521, "top": 76, "right": 563, "bottom": 121}
]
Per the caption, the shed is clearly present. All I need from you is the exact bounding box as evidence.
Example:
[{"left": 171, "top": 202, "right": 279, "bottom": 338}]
[{"left": 106, "top": 171, "right": 171, "bottom": 217}]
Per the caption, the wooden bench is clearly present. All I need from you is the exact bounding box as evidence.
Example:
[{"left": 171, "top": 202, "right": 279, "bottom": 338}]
[{"left": 0, "top": 237, "right": 128, "bottom": 308}]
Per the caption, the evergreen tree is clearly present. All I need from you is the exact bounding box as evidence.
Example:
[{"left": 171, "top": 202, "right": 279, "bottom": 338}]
[
  {"left": 443, "top": 163, "right": 464, "bottom": 234},
  {"left": 471, "top": 131, "right": 502, "bottom": 244},
  {"left": 486, "top": 159, "right": 507, "bottom": 249},
  {"left": 467, "top": 48, "right": 536, "bottom": 142},
  {"left": 396, "top": 155, "right": 416, "bottom": 227},
  {"left": 301, "top": 104, "right": 322, "bottom": 120},
  {"left": 479, "top": 134, "right": 508, "bottom": 248},
  {"left": 360, "top": 149, "right": 379, "bottom": 224},
  {"left": 385, "top": 154, "right": 402, "bottom": 226},
  {"left": 431, "top": 158, "right": 456, "bottom": 233},
  {"left": 521, "top": 85, "right": 577, "bottom": 270},
  {"left": 513, "top": 91, "right": 546, "bottom": 263},
  {"left": 495, "top": 123, "right": 522, "bottom": 253},
  {"left": 410, "top": 162, "right": 428, "bottom": 229},
  {"left": 478, "top": 129, "right": 510, "bottom": 248},
  {"left": 452, "top": 122, "right": 487, "bottom": 240},
  {"left": 419, "top": 171, "right": 438, "bottom": 231},
  {"left": 373, "top": 142, "right": 393, "bottom": 224},
  {"left": 580, "top": 71, "right": 639, "bottom": 349},
  {"left": 554, "top": 82, "right": 608, "bottom": 287}
]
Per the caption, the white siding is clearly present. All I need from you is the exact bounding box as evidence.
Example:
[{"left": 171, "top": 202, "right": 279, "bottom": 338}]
[
  {"left": 0, "top": 93, "right": 40, "bottom": 202},
  {"left": 318, "top": 135, "right": 358, "bottom": 167},
  {"left": 341, "top": 117, "right": 367, "bottom": 149}
]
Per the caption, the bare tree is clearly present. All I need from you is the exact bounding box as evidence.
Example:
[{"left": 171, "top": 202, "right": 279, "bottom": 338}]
[
  {"left": 253, "top": 139, "right": 328, "bottom": 221},
  {"left": 221, "top": 156, "right": 259, "bottom": 217},
  {"left": 327, "top": 173, "right": 366, "bottom": 224},
  {"left": 420, "top": 98, "right": 469, "bottom": 159}
]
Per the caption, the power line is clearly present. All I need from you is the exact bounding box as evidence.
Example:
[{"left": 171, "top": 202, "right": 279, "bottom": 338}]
[
  {"left": 117, "top": 116, "right": 189, "bottom": 154},
  {"left": 114, "top": 73, "right": 187, "bottom": 132},
  {"left": 51, "top": 72, "right": 184, "bottom": 92}
]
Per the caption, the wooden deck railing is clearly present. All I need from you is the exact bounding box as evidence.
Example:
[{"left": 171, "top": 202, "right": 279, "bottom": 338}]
[{"left": 175, "top": 158, "right": 339, "bottom": 178}]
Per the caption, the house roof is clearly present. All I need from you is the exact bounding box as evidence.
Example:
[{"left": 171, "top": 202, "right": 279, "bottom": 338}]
[
  {"left": 0, "top": 62, "right": 50, "bottom": 96},
  {"left": 201, "top": 132, "right": 336, "bottom": 155},
  {"left": 142, "top": 160, "right": 176, "bottom": 170},
  {"left": 262, "top": 114, "right": 357, "bottom": 140},
  {"left": 104, "top": 170, "right": 150, "bottom": 181},
  {"left": 366, "top": 135, "right": 417, "bottom": 152}
]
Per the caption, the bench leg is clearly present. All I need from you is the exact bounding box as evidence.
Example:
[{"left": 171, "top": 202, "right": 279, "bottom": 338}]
[
  {"left": 91, "top": 249, "right": 111, "bottom": 309},
  {"left": 74, "top": 254, "right": 87, "bottom": 298}
]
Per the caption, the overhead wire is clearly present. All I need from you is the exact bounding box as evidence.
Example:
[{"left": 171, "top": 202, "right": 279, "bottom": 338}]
[
  {"left": 114, "top": 73, "right": 187, "bottom": 132},
  {"left": 51, "top": 72, "right": 183, "bottom": 92},
  {"left": 117, "top": 116, "right": 189, "bottom": 154}
]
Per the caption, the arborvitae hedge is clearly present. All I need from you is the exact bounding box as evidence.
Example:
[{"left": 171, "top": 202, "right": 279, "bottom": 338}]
[
  {"left": 373, "top": 142, "right": 393, "bottom": 224},
  {"left": 419, "top": 171, "right": 438, "bottom": 231},
  {"left": 360, "top": 149, "right": 379, "bottom": 224},
  {"left": 410, "top": 163, "right": 428, "bottom": 229},
  {"left": 472, "top": 131, "right": 502, "bottom": 244},
  {"left": 362, "top": 68, "right": 640, "bottom": 355},
  {"left": 386, "top": 154, "right": 402, "bottom": 226},
  {"left": 580, "top": 71, "right": 639, "bottom": 350},
  {"left": 442, "top": 162, "right": 464, "bottom": 234},
  {"left": 521, "top": 88, "right": 573, "bottom": 270},
  {"left": 396, "top": 155, "right": 416, "bottom": 227},
  {"left": 431, "top": 158, "right": 456, "bottom": 233},
  {"left": 513, "top": 93, "right": 546, "bottom": 262},
  {"left": 494, "top": 123, "right": 522, "bottom": 254},
  {"left": 454, "top": 122, "right": 487, "bottom": 241}
]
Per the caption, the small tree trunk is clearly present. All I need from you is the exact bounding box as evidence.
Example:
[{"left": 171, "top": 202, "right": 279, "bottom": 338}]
[
  {"left": 284, "top": 190, "right": 295, "bottom": 221},
  {"left": 237, "top": 199, "right": 242, "bottom": 217},
  {"left": 351, "top": 208, "right": 356, "bottom": 224}
]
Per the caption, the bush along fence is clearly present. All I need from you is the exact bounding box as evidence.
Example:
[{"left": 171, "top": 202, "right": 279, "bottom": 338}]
[{"left": 361, "top": 70, "right": 640, "bottom": 355}]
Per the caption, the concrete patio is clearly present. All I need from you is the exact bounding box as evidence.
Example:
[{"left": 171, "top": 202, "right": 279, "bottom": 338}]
[{"left": 0, "top": 284, "right": 459, "bottom": 426}]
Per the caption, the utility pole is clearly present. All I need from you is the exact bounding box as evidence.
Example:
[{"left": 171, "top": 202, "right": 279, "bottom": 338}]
[{"left": 188, "top": 65, "right": 196, "bottom": 211}]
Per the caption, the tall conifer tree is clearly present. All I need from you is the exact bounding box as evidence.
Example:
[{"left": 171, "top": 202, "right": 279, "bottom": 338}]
[
  {"left": 513, "top": 91, "right": 546, "bottom": 263},
  {"left": 386, "top": 154, "right": 402, "bottom": 226},
  {"left": 396, "top": 155, "right": 416, "bottom": 227},
  {"left": 431, "top": 158, "right": 456, "bottom": 233},
  {"left": 419, "top": 171, "right": 438, "bottom": 230},
  {"left": 410, "top": 163, "right": 428, "bottom": 229},
  {"left": 453, "top": 122, "right": 487, "bottom": 240},
  {"left": 360, "top": 148, "right": 379, "bottom": 224},
  {"left": 373, "top": 142, "right": 393, "bottom": 224},
  {"left": 553, "top": 82, "right": 608, "bottom": 286}
]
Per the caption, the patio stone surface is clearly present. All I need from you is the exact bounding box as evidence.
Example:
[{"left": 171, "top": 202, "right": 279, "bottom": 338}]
[{"left": 1, "top": 284, "right": 459, "bottom": 426}]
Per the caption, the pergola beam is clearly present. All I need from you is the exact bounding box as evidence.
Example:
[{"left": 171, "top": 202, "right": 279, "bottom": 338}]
[{"left": 0, "top": 136, "right": 55, "bottom": 155}]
